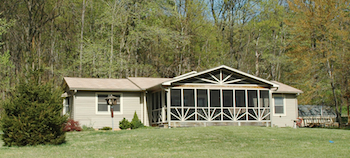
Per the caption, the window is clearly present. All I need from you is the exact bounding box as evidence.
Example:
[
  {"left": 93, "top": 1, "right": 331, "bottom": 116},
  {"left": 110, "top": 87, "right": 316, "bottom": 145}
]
[
  {"left": 96, "top": 93, "right": 122, "bottom": 114},
  {"left": 274, "top": 96, "right": 285, "bottom": 115}
]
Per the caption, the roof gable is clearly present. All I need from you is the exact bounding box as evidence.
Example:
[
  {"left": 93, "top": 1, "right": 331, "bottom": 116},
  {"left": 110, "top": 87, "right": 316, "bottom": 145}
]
[{"left": 163, "top": 65, "right": 279, "bottom": 87}]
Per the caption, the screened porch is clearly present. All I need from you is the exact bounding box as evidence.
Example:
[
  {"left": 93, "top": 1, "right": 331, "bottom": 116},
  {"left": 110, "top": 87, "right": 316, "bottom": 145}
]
[{"left": 148, "top": 88, "right": 271, "bottom": 126}]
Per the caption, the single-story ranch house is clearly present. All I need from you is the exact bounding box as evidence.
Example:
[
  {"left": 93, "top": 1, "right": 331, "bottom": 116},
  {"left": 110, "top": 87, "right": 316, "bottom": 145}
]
[{"left": 62, "top": 65, "right": 303, "bottom": 129}]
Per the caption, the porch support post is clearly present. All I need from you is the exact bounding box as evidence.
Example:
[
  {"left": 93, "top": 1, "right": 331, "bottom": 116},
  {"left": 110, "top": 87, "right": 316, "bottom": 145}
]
[
  {"left": 143, "top": 92, "right": 149, "bottom": 126},
  {"left": 161, "top": 90, "right": 166, "bottom": 123},
  {"left": 62, "top": 98, "right": 67, "bottom": 115},
  {"left": 166, "top": 88, "right": 171, "bottom": 127},
  {"left": 269, "top": 90, "right": 273, "bottom": 127}
]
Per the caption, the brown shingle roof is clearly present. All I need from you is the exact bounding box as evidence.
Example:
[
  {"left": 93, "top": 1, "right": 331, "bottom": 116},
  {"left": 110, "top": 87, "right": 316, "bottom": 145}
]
[
  {"left": 127, "top": 77, "right": 172, "bottom": 90},
  {"left": 64, "top": 77, "right": 141, "bottom": 91},
  {"left": 271, "top": 81, "right": 303, "bottom": 94}
]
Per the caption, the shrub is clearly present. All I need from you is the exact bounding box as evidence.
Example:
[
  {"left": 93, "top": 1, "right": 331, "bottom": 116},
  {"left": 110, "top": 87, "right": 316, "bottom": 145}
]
[
  {"left": 119, "top": 118, "right": 131, "bottom": 130},
  {"left": 100, "top": 127, "right": 112, "bottom": 130},
  {"left": 64, "top": 119, "right": 82, "bottom": 132},
  {"left": 82, "top": 125, "right": 95, "bottom": 131},
  {"left": 131, "top": 111, "right": 144, "bottom": 129},
  {"left": 0, "top": 70, "right": 67, "bottom": 146}
]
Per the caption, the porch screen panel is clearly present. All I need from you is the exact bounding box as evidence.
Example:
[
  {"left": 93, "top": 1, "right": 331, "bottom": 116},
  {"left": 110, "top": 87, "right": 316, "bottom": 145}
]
[
  {"left": 151, "top": 93, "right": 155, "bottom": 110},
  {"left": 98, "top": 94, "right": 108, "bottom": 112},
  {"left": 260, "top": 90, "right": 269, "bottom": 107},
  {"left": 235, "top": 90, "right": 246, "bottom": 107},
  {"left": 223, "top": 90, "right": 233, "bottom": 107},
  {"left": 210, "top": 90, "right": 220, "bottom": 107},
  {"left": 165, "top": 91, "right": 168, "bottom": 107},
  {"left": 160, "top": 92, "right": 162, "bottom": 109},
  {"left": 171, "top": 89, "right": 181, "bottom": 107},
  {"left": 248, "top": 90, "right": 258, "bottom": 107},
  {"left": 197, "top": 89, "right": 208, "bottom": 107},
  {"left": 183, "top": 89, "right": 195, "bottom": 107},
  {"left": 155, "top": 92, "right": 159, "bottom": 109}
]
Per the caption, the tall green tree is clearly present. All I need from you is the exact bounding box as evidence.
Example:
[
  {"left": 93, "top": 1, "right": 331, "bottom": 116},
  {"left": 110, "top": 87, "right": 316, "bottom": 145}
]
[
  {"left": 0, "top": 15, "right": 14, "bottom": 100},
  {"left": 286, "top": 0, "right": 350, "bottom": 124}
]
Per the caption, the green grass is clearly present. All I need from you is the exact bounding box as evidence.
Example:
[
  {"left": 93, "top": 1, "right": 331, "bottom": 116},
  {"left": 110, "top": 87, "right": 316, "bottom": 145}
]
[{"left": 0, "top": 126, "right": 349, "bottom": 158}]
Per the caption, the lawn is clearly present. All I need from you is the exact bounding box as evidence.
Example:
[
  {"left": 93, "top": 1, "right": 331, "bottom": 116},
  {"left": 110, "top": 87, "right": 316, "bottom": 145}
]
[{"left": 0, "top": 126, "right": 349, "bottom": 158}]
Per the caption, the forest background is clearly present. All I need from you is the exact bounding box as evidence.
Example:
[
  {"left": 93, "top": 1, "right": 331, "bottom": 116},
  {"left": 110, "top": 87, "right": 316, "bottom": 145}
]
[{"left": 0, "top": 0, "right": 350, "bottom": 123}]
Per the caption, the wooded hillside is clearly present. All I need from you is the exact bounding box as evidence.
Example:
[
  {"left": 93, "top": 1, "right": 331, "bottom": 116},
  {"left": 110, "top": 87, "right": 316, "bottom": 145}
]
[{"left": 0, "top": 0, "right": 349, "bottom": 118}]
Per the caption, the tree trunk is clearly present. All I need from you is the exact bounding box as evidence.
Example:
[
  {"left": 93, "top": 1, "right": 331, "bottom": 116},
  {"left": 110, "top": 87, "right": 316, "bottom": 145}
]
[
  {"left": 79, "top": 0, "right": 86, "bottom": 77},
  {"left": 327, "top": 59, "right": 341, "bottom": 125},
  {"left": 255, "top": 30, "right": 260, "bottom": 76}
]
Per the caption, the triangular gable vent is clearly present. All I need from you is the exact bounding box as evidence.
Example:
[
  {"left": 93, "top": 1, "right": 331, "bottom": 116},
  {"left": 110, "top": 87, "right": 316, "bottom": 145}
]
[{"left": 163, "top": 65, "right": 278, "bottom": 87}]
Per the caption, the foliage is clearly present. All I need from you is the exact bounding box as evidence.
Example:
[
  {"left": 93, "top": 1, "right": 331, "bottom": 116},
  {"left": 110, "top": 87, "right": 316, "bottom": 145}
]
[
  {"left": 130, "top": 111, "right": 144, "bottom": 129},
  {"left": 285, "top": 0, "right": 350, "bottom": 124},
  {"left": 99, "top": 127, "right": 112, "bottom": 130},
  {"left": 0, "top": 70, "right": 67, "bottom": 146},
  {"left": 64, "top": 119, "right": 82, "bottom": 132},
  {"left": 119, "top": 118, "right": 131, "bottom": 130},
  {"left": 0, "top": 0, "right": 350, "bottom": 122},
  {"left": 82, "top": 125, "right": 95, "bottom": 131}
]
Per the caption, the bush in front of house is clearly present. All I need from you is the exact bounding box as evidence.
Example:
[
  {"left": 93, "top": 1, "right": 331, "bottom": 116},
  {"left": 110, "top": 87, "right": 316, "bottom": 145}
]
[
  {"left": 100, "top": 127, "right": 112, "bottom": 130},
  {"left": 131, "top": 111, "right": 144, "bottom": 129},
  {"left": 64, "top": 119, "right": 82, "bottom": 132},
  {"left": 119, "top": 118, "right": 131, "bottom": 130},
  {"left": 0, "top": 70, "right": 67, "bottom": 146},
  {"left": 82, "top": 125, "right": 95, "bottom": 131}
]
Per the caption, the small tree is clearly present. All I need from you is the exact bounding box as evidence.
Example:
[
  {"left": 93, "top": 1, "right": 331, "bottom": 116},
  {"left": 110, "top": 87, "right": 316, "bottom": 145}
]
[
  {"left": 119, "top": 118, "right": 131, "bottom": 130},
  {"left": 130, "top": 111, "right": 144, "bottom": 129},
  {"left": 0, "top": 70, "right": 67, "bottom": 146}
]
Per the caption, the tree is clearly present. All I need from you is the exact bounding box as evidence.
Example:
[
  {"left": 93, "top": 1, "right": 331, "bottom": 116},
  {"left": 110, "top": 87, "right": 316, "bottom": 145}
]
[
  {"left": 1, "top": 69, "right": 67, "bottom": 146},
  {"left": 130, "top": 111, "right": 143, "bottom": 129},
  {"left": 286, "top": 0, "right": 350, "bottom": 125},
  {"left": 0, "top": 15, "right": 15, "bottom": 100}
]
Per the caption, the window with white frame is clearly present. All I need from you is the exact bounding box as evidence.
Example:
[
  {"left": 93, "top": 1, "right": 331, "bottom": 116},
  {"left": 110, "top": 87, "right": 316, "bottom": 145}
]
[
  {"left": 96, "top": 93, "right": 121, "bottom": 114},
  {"left": 274, "top": 96, "right": 285, "bottom": 115}
]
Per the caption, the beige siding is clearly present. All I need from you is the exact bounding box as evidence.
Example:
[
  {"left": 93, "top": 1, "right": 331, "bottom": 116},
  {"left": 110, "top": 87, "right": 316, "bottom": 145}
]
[
  {"left": 73, "top": 91, "right": 142, "bottom": 129},
  {"left": 271, "top": 94, "right": 298, "bottom": 127}
]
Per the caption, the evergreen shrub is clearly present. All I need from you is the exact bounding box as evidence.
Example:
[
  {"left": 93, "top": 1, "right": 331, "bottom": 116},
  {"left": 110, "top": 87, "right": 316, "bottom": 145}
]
[
  {"left": 64, "top": 119, "right": 82, "bottom": 132},
  {"left": 0, "top": 70, "right": 67, "bottom": 146},
  {"left": 100, "top": 127, "right": 112, "bottom": 130},
  {"left": 131, "top": 111, "right": 144, "bottom": 129},
  {"left": 119, "top": 118, "right": 131, "bottom": 130}
]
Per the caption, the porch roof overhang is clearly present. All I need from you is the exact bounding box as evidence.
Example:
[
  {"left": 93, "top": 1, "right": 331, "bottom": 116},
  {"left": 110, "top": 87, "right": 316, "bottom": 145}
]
[{"left": 162, "top": 65, "right": 279, "bottom": 88}]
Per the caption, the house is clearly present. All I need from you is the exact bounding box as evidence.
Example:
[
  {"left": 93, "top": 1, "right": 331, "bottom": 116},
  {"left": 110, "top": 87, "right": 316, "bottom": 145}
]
[{"left": 62, "top": 65, "right": 303, "bottom": 129}]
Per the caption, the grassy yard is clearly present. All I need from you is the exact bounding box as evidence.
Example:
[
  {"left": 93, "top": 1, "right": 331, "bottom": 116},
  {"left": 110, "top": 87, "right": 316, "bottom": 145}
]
[{"left": 0, "top": 126, "right": 349, "bottom": 158}]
